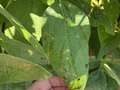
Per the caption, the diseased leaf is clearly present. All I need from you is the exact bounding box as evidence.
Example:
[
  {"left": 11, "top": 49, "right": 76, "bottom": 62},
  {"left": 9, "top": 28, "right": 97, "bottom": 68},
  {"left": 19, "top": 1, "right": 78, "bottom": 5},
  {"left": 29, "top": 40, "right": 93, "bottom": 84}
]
[
  {"left": 0, "top": 4, "right": 48, "bottom": 62},
  {"left": 42, "top": 1, "right": 90, "bottom": 89},
  {"left": 0, "top": 33, "right": 49, "bottom": 65},
  {"left": 0, "top": 54, "right": 52, "bottom": 84},
  {"left": 0, "top": 0, "right": 119, "bottom": 90}
]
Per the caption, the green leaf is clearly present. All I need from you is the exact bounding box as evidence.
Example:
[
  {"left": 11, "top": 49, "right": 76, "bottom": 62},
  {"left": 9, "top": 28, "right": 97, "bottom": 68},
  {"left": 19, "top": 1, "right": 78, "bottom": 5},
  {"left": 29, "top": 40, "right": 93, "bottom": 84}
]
[
  {"left": 42, "top": 1, "right": 90, "bottom": 89},
  {"left": 66, "top": 0, "right": 90, "bottom": 14},
  {"left": 0, "top": 0, "right": 9, "bottom": 7},
  {"left": 47, "top": 0, "right": 55, "bottom": 5},
  {"left": 103, "top": 0, "right": 120, "bottom": 34},
  {"left": 89, "top": 56, "right": 100, "bottom": 72},
  {"left": 110, "top": 61, "right": 120, "bottom": 77},
  {"left": 102, "top": 63, "right": 120, "bottom": 85},
  {"left": 0, "top": 81, "right": 32, "bottom": 90},
  {"left": 0, "top": 0, "right": 13, "bottom": 32},
  {"left": 112, "top": 49, "right": 120, "bottom": 59},
  {"left": 106, "top": 75, "right": 118, "bottom": 90},
  {"left": 85, "top": 70, "right": 107, "bottom": 90},
  {"left": 4, "top": 26, "right": 28, "bottom": 43},
  {"left": 0, "top": 54, "right": 52, "bottom": 84},
  {"left": 86, "top": 69, "right": 119, "bottom": 90},
  {"left": 97, "top": 33, "right": 120, "bottom": 60},
  {"left": 104, "top": 56, "right": 120, "bottom": 80},
  {"left": 0, "top": 33, "right": 49, "bottom": 65},
  {"left": 0, "top": 4, "right": 48, "bottom": 61},
  {"left": 98, "top": 28, "right": 111, "bottom": 44},
  {"left": 90, "top": 0, "right": 120, "bottom": 35},
  {"left": 70, "top": 75, "right": 88, "bottom": 90},
  {"left": 5, "top": 15, "right": 47, "bottom": 42},
  {"left": 5, "top": 0, "right": 47, "bottom": 41}
]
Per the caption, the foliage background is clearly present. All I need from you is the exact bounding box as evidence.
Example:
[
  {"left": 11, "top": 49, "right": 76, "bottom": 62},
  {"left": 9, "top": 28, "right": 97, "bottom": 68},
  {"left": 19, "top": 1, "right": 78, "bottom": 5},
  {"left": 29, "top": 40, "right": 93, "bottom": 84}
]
[{"left": 0, "top": 0, "right": 120, "bottom": 90}]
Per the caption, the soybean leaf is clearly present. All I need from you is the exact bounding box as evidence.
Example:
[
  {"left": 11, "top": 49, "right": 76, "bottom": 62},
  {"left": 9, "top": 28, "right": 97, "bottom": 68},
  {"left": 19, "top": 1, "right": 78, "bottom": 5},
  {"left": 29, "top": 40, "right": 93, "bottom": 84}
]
[
  {"left": 90, "top": 0, "right": 120, "bottom": 35},
  {"left": 0, "top": 0, "right": 13, "bottom": 32},
  {"left": 106, "top": 74, "right": 118, "bottom": 90},
  {"left": 47, "top": 0, "right": 55, "bottom": 5},
  {"left": 0, "top": 33, "right": 49, "bottom": 65},
  {"left": 109, "top": 61, "right": 120, "bottom": 77},
  {"left": 41, "top": 0, "right": 55, "bottom": 6},
  {"left": 0, "top": 0, "right": 9, "bottom": 7},
  {"left": 103, "top": 0, "right": 120, "bottom": 35},
  {"left": 42, "top": 1, "right": 90, "bottom": 89},
  {"left": 86, "top": 70, "right": 118, "bottom": 90},
  {"left": 97, "top": 32, "right": 120, "bottom": 60},
  {"left": 66, "top": 0, "right": 90, "bottom": 14},
  {"left": 112, "top": 48, "right": 120, "bottom": 59},
  {"left": 89, "top": 56, "right": 100, "bottom": 73},
  {"left": 102, "top": 63, "right": 120, "bottom": 86},
  {"left": 5, "top": 0, "right": 47, "bottom": 41},
  {"left": 0, "top": 54, "right": 52, "bottom": 84},
  {"left": 0, "top": 81, "right": 32, "bottom": 90},
  {"left": 108, "top": 59, "right": 120, "bottom": 90},
  {"left": 105, "top": 56, "right": 120, "bottom": 80},
  {"left": 0, "top": 4, "right": 48, "bottom": 61},
  {"left": 85, "top": 70, "right": 107, "bottom": 90}
]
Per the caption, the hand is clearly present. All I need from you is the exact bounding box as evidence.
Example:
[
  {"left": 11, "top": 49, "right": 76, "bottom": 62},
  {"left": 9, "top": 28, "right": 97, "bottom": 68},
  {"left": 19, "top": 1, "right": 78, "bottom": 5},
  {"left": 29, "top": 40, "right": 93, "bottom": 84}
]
[{"left": 27, "top": 77, "right": 69, "bottom": 90}]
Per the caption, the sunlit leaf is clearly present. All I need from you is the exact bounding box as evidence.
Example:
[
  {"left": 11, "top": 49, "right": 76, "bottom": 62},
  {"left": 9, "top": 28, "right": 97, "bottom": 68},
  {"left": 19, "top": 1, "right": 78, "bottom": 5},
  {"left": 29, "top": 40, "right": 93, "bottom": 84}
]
[
  {"left": 47, "top": 0, "right": 55, "bottom": 5},
  {"left": 5, "top": 0, "right": 47, "bottom": 41}
]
